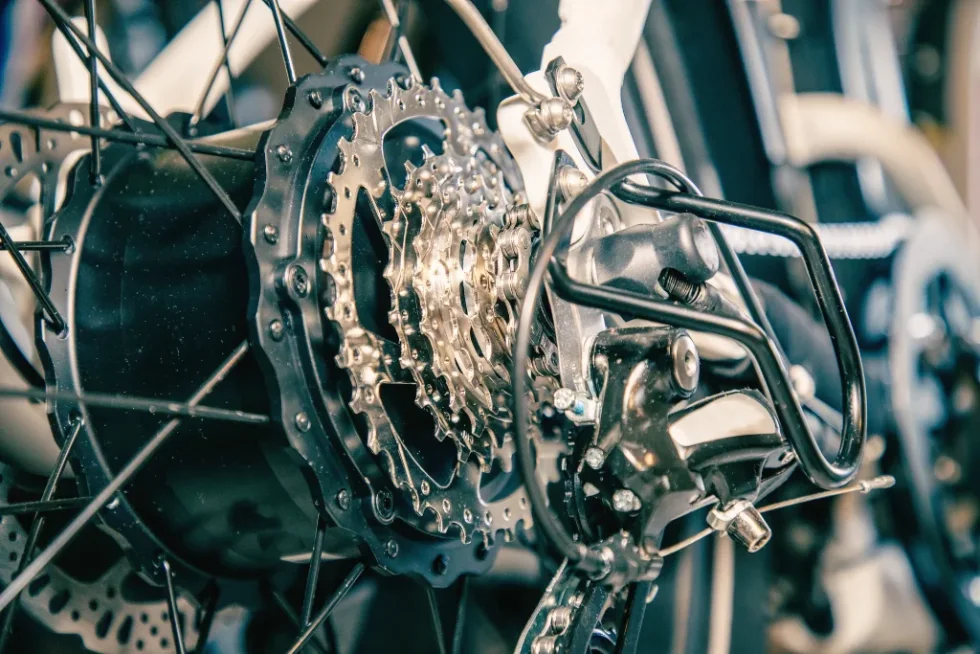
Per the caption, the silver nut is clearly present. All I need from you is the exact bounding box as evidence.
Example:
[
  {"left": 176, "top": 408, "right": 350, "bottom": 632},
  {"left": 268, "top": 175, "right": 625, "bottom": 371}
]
[
  {"left": 707, "top": 500, "right": 771, "bottom": 553},
  {"left": 612, "top": 489, "right": 640, "bottom": 513},
  {"left": 584, "top": 447, "right": 606, "bottom": 470},
  {"left": 553, "top": 388, "right": 576, "bottom": 411}
]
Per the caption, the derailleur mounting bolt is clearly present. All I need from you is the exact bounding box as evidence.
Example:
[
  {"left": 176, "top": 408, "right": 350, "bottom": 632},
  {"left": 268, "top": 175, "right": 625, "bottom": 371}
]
[
  {"left": 584, "top": 447, "right": 606, "bottom": 470},
  {"left": 612, "top": 489, "right": 641, "bottom": 513}
]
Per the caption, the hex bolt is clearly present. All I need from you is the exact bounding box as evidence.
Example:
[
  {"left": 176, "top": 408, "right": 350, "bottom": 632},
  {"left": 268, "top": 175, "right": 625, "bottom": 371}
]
[
  {"left": 268, "top": 319, "right": 285, "bottom": 342},
  {"left": 584, "top": 447, "right": 606, "bottom": 470},
  {"left": 295, "top": 412, "right": 311, "bottom": 432},
  {"left": 336, "top": 489, "right": 351, "bottom": 511},
  {"left": 557, "top": 166, "right": 588, "bottom": 199},
  {"left": 612, "top": 489, "right": 640, "bottom": 513},
  {"left": 670, "top": 333, "right": 700, "bottom": 393},
  {"left": 287, "top": 265, "right": 310, "bottom": 298},
  {"left": 375, "top": 489, "right": 395, "bottom": 521},
  {"left": 556, "top": 65, "right": 585, "bottom": 104}
]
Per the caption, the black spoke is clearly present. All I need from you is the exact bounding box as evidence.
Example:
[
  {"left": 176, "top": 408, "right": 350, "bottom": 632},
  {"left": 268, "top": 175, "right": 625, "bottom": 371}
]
[
  {"left": 267, "top": 587, "right": 329, "bottom": 654},
  {"left": 0, "top": 416, "right": 83, "bottom": 652},
  {"left": 161, "top": 558, "right": 188, "bottom": 654},
  {"left": 38, "top": 0, "right": 243, "bottom": 221},
  {"left": 0, "top": 341, "right": 250, "bottom": 614},
  {"left": 450, "top": 578, "right": 468, "bottom": 654},
  {"left": 0, "top": 385, "right": 268, "bottom": 425},
  {"left": 0, "top": 237, "right": 73, "bottom": 253},
  {"left": 214, "top": 0, "right": 239, "bottom": 127},
  {"left": 286, "top": 562, "right": 365, "bottom": 654},
  {"left": 193, "top": 582, "right": 220, "bottom": 654},
  {"left": 0, "top": 496, "right": 91, "bottom": 517},
  {"left": 260, "top": 0, "right": 327, "bottom": 67},
  {"left": 83, "top": 0, "right": 101, "bottom": 184},
  {"left": 189, "top": 0, "right": 254, "bottom": 131},
  {"left": 426, "top": 586, "right": 448, "bottom": 654},
  {"left": 0, "top": 220, "right": 65, "bottom": 334},
  {"left": 380, "top": 0, "right": 421, "bottom": 79},
  {"left": 300, "top": 515, "right": 327, "bottom": 628},
  {"left": 266, "top": 0, "right": 297, "bottom": 83},
  {"left": 0, "top": 109, "right": 254, "bottom": 160}
]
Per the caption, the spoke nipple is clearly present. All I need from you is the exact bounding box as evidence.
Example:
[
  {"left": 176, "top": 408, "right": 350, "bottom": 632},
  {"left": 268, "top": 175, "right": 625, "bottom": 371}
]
[
  {"left": 336, "top": 489, "right": 351, "bottom": 510},
  {"left": 295, "top": 412, "right": 312, "bottom": 432},
  {"left": 308, "top": 90, "right": 324, "bottom": 109}
]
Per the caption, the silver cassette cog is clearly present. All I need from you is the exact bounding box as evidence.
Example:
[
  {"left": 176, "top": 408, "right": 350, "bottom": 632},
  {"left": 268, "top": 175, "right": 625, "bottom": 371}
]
[{"left": 321, "top": 76, "right": 556, "bottom": 543}]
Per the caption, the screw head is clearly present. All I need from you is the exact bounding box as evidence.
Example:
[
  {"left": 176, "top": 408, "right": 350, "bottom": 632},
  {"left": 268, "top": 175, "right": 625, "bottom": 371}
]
[
  {"left": 375, "top": 489, "right": 394, "bottom": 520},
  {"left": 612, "top": 488, "right": 640, "bottom": 513},
  {"left": 556, "top": 65, "right": 585, "bottom": 104},
  {"left": 276, "top": 144, "right": 293, "bottom": 164},
  {"left": 348, "top": 66, "right": 366, "bottom": 83},
  {"left": 263, "top": 223, "right": 279, "bottom": 244},
  {"left": 287, "top": 265, "right": 310, "bottom": 298},
  {"left": 384, "top": 539, "right": 399, "bottom": 558},
  {"left": 553, "top": 388, "right": 576, "bottom": 411},
  {"left": 584, "top": 447, "right": 605, "bottom": 470},
  {"left": 295, "top": 412, "right": 311, "bottom": 432},
  {"left": 670, "top": 333, "right": 700, "bottom": 393},
  {"left": 268, "top": 319, "right": 285, "bottom": 341},
  {"left": 432, "top": 554, "right": 449, "bottom": 575},
  {"left": 308, "top": 89, "right": 323, "bottom": 108},
  {"left": 336, "top": 489, "right": 351, "bottom": 510}
]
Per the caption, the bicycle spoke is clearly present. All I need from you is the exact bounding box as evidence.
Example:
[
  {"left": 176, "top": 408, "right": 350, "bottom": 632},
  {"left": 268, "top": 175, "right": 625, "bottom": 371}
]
[
  {"left": 266, "top": 0, "right": 297, "bottom": 83},
  {"left": 267, "top": 586, "right": 328, "bottom": 654},
  {"left": 0, "top": 237, "right": 73, "bottom": 253},
  {"left": 0, "top": 220, "right": 65, "bottom": 334},
  {"left": 0, "top": 109, "right": 254, "bottom": 160},
  {"left": 259, "top": 0, "right": 327, "bottom": 67},
  {"left": 83, "top": 0, "right": 101, "bottom": 184},
  {"left": 189, "top": 0, "right": 254, "bottom": 130},
  {"left": 0, "top": 341, "right": 250, "bottom": 614},
  {"left": 0, "top": 416, "right": 83, "bottom": 652},
  {"left": 286, "top": 562, "right": 364, "bottom": 654},
  {"left": 38, "top": 0, "right": 243, "bottom": 221},
  {"left": 193, "top": 582, "right": 220, "bottom": 654},
  {"left": 0, "top": 496, "right": 91, "bottom": 517},
  {"left": 380, "top": 0, "right": 421, "bottom": 80},
  {"left": 214, "top": 0, "right": 239, "bottom": 127},
  {"left": 161, "top": 558, "right": 188, "bottom": 654},
  {"left": 300, "top": 515, "right": 327, "bottom": 628},
  {"left": 425, "top": 586, "right": 448, "bottom": 654}
]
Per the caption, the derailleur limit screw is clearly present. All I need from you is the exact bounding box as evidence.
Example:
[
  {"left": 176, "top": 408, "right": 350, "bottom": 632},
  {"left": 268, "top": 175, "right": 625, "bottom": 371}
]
[
  {"left": 584, "top": 447, "right": 606, "bottom": 470},
  {"left": 612, "top": 489, "right": 641, "bottom": 513}
]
